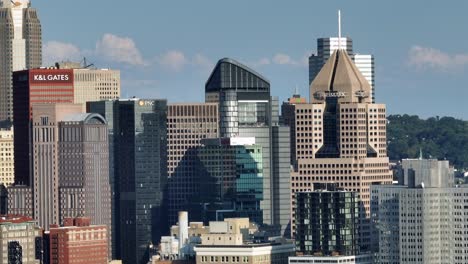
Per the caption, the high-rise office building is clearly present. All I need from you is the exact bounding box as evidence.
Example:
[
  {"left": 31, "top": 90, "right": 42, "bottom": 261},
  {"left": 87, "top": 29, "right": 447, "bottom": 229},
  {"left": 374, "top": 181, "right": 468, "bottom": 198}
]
[
  {"left": 281, "top": 92, "right": 307, "bottom": 165},
  {"left": 49, "top": 217, "right": 108, "bottom": 264},
  {"left": 57, "top": 112, "right": 112, "bottom": 257},
  {"left": 309, "top": 38, "right": 375, "bottom": 103},
  {"left": 295, "top": 183, "right": 360, "bottom": 256},
  {"left": 0, "top": 0, "right": 41, "bottom": 123},
  {"left": 55, "top": 62, "right": 121, "bottom": 110},
  {"left": 13, "top": 67, "right": 120, "bottom": 186},
  {"left": 114, "top": 99, "right": 167, "bottom": 264},
  {"left": 371, "top": 159, "right": 466, "bottom": 264},
  {"left": 205, "top": 58, "right": 291, "bottom": 237},
  {"left": 13, "top": 69, "right": 74, "bottom": 186},
  {"left": 0, "top": 128, "right": 14, "bottom": 186},
  {"left": 166, "top": 103, "right": 219, "bottom": 225},
  {"left": 0, "top": 215, "right": 43, "bottom": 264},
  {"left": 190, "top": 137, "right": 264, "bottom": 224},
  {"left": 31, "top": 103, "right": 83, "bottom": 229},
  {"left": 86, "top": 100, "right": 118, "bottom": 258},
  {"left": 290, "top": 49, "right": 392, "bottom": 250}
]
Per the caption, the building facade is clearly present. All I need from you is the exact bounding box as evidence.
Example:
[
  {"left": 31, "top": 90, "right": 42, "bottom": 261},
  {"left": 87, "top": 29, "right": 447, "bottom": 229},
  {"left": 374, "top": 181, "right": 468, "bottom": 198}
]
[
  {"left": 371, "top": 159, "right": 465, "bottom": 264},
  {"left": 193, "top": 218, "right": 295, "bottom": 264},
  {"left": 57, "top": 113, "right": 112, "bottom": 257},
  {"left": 0, "top": 0, "right": 41, "bottom": 123},
  {"left": 291, "top": 49, "right": 392, "bottom": 251},
  {"left": 295, "top": 184, "right": 360, "bottom": 256},
  {"left": 205, "top": 58, "right": 291, "bottom": 237},
  {"left": 308, "top": 38, "right": 375, "bottom": 102},
  {"left": 280, "top": 92, "right": 307, "bottom": 166},
  {"left": 191, "top": 137, "right": 264, "bottom": 224},
  {"left": 0, "top": 215, "right": 42, "bottom": 264},
  {"left": 289, "top": 255, "right": 373, "bottom": 264},
  {"left": 0, "top": 129, "right": 14, "bottom": 186},
  {"left": 13, "top": 69, "right": 74, "bottom": 186},
  {"left": 114, "top": 99, "right": 168, "bottom": 264},
  {"left": 166, "top": 103, "right": 219, "bottom": 225},
  {"left": 31, "top": 103, "right": 83, "bottom": 229},
  {"left": 49, "top": 217, "right": 108, "bottom": 264}
]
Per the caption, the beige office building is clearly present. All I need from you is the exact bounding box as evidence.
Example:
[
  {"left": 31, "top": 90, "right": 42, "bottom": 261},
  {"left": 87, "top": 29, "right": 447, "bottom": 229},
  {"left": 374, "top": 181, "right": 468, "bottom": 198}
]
[
  {"left": 193, "top": 218, "right": 295, "bottom": 264},
  {"left": 0, "top": 129, "right": 14, "bottom": 186},
  {"left": 73, "top": 68, "right": 120, "bottom": 109},
  {"left": 166, "top": 103, "right": 219, "bottom": 225},
  {"left": 52, "top": 62, "right": 120, "bottom": 110},
  {"left": 290, "top": 49, "right": 392, "bottom": 250}
]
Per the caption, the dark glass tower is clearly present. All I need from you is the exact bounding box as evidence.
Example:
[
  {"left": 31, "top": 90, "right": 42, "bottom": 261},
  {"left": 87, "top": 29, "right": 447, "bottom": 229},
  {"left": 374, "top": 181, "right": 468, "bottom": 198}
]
[
  {"left": 91, "top": 99, "right": 167, "bottom": 264},
  {"left": 295, "top": 184, "right": 360, "bottom": 256}
]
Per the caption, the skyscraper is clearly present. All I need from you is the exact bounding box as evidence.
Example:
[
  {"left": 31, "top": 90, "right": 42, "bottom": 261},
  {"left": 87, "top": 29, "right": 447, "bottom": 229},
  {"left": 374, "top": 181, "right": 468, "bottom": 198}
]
[
  {"left": 31, "top": 103, "right": 83, "bottom": 229},
  {"left": 57, "top": 112, "right": 112, "bottom": 257},
  {"left": 205, "top": 58, "right": 291, "bottom": 237},
  {"left": 281, "top": 92, "right": 307, "bottom": 165},
  {"left": 13, "top": 69, "right": 74, "bottom": 186},
  {"left": 309, "top": 38, "right": 375, "bottom": 103},
  {"left": 291, "top": 49, "right": 392, "bottom": 250},
  {"left": 371, "top": 159, "right": 465, "bottom": 263},
  {"left": 113, "top": 99, "right": 167, "bottom": 264},
  {"left": 166, "top": 103, "right": 219, "bottom": 225},
  {"left": 0, "top": 0, "right": 41, "bottom": 123}
]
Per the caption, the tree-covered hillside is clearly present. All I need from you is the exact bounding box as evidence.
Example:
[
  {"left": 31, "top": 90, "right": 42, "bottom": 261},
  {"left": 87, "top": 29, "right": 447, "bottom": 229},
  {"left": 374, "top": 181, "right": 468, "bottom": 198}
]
[{"left": 387, "top": 115, "right": 468, "bottom": 170}]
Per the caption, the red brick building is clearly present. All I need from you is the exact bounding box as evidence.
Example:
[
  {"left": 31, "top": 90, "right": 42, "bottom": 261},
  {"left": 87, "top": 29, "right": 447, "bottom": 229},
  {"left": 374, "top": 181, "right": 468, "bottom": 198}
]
[{"left": 49, "top": 217, "right": 108, "bottom": 264}]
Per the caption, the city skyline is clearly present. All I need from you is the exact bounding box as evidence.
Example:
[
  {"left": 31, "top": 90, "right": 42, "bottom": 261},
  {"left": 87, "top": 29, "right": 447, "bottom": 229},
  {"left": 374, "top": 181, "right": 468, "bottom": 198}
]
[{"left": 33, "top": 0, "right": 468, "bottom": 119}]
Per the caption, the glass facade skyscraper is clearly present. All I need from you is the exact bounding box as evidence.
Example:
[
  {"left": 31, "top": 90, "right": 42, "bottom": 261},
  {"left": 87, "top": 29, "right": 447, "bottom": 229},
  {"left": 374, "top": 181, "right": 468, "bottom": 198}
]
[
  {"left": 295, "top": 184, "right": 360, "bottom": 256},
  {"left": 205, "top": 58, "right": 291, "bottom": 237},
  {"left": 194, "top": 138, "right": 264, "bottom": 224},
  {"left": 90, "top": 99, "right": 168, "bottom": 264}
]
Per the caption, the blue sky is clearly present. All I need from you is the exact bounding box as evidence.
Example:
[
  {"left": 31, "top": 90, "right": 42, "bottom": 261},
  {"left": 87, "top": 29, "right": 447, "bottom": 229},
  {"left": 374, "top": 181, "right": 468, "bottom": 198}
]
[{"left": 35, "top": 0, "right": 468, "bottom": 119}]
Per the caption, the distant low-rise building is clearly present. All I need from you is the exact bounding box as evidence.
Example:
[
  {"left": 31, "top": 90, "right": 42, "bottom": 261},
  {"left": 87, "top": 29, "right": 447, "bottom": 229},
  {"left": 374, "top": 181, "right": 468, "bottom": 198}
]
[
  {"left": 0, "top": 215, "right": 42, "bottom": 264},
  {"left": 193, "top": 217, "right": 294, "bottom": 264},
  {"left": 49, "top": 217, "right": 108, "bottom": 264},
  {"left": 289, "top": 255, "right": 373, "bottom": 264}
]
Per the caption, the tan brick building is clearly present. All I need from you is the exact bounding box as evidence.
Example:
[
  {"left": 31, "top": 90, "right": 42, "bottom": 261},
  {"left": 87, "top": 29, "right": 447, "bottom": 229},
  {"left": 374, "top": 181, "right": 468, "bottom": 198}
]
[
  {"left": 290, "top": 49, "right": 392, "bottom": 251},
  {"left": 0, "top": 129, "right": 14, "bottom": 186}
]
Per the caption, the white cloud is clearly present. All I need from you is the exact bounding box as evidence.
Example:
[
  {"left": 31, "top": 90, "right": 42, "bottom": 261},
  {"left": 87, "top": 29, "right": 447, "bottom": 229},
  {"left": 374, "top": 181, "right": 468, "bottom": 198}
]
[
  {"left": 271, "top": 53, "right": 308, "bottom": 67},
  {"left": 192, "top": 53, "right": 213, "bottom": 69},
  {"left": 157, "top": 50, "right": 188, "bottom": 72},
  {"left": 95, "top": 33, "right": 146, "bottom": 66},
  {"left": 43, "top": 41, "right": 82, "bottom": 66},
  {"left": 252, "top": 58, "right": 271, "bottom": 67},
  {"left": 408, "top": 45, "right": 468, "bottom": 70},
  {"left": 273, "top": 53, "right": 295, "bottom": 65}
]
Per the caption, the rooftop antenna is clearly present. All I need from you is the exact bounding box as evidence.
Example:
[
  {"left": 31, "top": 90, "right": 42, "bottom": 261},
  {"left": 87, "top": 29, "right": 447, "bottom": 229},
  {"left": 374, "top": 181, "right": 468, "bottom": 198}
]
[
  {"left": 419, "top": 148, "right": 423, "bottom": 160},
  {"left": 294, "top": 84, "right": 299, "bottom": 96},
  {"left": 338, "top": 10, "right": 342, "bottom": 50}
]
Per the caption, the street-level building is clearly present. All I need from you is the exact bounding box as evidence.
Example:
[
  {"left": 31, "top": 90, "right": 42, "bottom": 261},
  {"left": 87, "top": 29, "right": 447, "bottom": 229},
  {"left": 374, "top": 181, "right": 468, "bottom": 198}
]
[
  {"left": 0, "top": 215, "right": 42, "bottom": 264},
  {"left": 49, "top": 217, "right": 108, "bottom": 264}
]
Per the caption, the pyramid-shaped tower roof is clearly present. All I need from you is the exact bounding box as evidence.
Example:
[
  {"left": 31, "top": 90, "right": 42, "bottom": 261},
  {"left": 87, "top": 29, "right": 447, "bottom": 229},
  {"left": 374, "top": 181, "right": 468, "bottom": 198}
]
[{"left": 310, "top": 49, "right": 371, "bottom": 103}]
